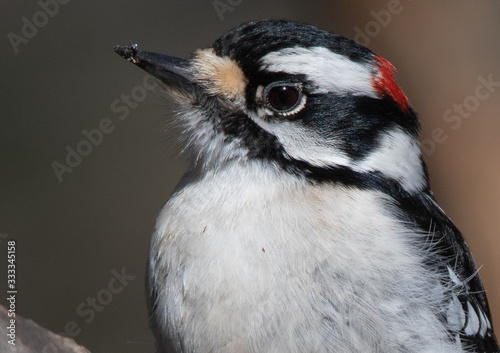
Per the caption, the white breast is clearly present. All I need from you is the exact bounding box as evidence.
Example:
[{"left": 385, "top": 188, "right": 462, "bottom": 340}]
[{"left": 150, "top": 161, "right": 464, "bottom": 353}]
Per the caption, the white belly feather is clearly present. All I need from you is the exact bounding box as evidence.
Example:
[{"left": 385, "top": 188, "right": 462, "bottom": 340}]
[{"left": 150, "top": 162, "right": 464, "bottom": 353}]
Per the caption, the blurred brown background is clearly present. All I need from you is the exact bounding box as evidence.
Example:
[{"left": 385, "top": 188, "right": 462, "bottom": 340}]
[{"left": 1, "top": 1, "right": 499, "bottom": 351}]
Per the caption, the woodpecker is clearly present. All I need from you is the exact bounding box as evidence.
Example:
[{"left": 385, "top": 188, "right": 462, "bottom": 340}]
[{"left": 115, "top": 20, "right": 499, "bottom": 353}]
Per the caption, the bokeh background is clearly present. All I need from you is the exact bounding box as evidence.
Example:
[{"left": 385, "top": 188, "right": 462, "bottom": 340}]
[{"left": 1, "top": 1, "right": 499, "bottom": 351}]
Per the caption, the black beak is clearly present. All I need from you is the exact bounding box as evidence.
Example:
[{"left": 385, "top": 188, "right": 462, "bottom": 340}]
[{"left": 114, "top": 44, "right": 195, "bottom": 92}]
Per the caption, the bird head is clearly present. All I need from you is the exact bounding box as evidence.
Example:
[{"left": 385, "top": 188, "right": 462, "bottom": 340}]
[{"left": 115, "top": 20, "right": 428, "bottom": 194}]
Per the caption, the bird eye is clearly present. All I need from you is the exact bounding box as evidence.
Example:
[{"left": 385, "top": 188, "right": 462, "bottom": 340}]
[{"left": 263, "top": 83, "right": 306, "bottom": 116}]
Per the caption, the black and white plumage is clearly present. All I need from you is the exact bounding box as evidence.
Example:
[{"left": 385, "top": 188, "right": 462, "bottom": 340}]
[{"left": 115, "top": 20, "right": 499, "bottom": 353}]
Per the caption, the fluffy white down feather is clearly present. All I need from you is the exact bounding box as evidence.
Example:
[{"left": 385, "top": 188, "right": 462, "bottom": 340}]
[{"left": 150, "top": 161, "right": 465, "bottom": 353}]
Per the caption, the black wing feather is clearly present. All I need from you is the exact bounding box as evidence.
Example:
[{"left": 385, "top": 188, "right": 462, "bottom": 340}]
[{"left": 396, "top": 191, "right": 499, "bottom": 352}]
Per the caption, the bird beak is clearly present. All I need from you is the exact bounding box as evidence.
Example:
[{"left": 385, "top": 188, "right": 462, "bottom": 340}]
[{"left": 114, "top": 44, "right": 195, "bottom": 92}]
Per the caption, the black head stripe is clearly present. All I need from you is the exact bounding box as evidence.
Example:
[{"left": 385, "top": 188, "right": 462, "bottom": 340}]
[{"left": 213, "top": 20, "right": 374, "bottom": 77}]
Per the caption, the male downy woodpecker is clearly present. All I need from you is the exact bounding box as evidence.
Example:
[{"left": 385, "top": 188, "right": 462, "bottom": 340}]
[{"left": 115, "top": 20, "right": 499, "bottom": 353}]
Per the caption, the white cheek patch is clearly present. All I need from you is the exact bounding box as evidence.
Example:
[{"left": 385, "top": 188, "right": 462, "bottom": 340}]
[
  {"left": 251, "top": 109, "right": 425, "bottom": 193},
  {"left": 260, "top": 46, "right": 378, "bottom": 98},
  {"left": 250, "top": 112, "right": 353, "bottom": 168},
  {"left": 276, "top": 127, "right": 353, "bottom": 168},
  {"left": 354, "top": 128, "right": 426, "bottom": 193}
]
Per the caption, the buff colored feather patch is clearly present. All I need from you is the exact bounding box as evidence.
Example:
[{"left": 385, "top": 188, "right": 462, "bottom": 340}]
[{"left": 191, "top": 49, "right": 248, "bottom": 99}]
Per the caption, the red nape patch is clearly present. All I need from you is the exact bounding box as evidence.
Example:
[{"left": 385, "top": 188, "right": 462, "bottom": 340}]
[{"left": 373, "top": 56, "right": 409, "bottom": 113}]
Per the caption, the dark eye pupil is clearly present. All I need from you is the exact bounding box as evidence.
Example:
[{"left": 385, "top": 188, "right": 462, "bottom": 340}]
[{"left": 268, "top": 86, "right": 300, "bottom": 111}]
